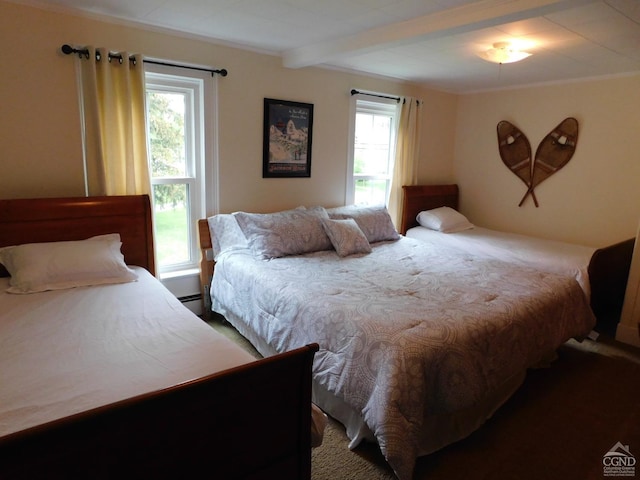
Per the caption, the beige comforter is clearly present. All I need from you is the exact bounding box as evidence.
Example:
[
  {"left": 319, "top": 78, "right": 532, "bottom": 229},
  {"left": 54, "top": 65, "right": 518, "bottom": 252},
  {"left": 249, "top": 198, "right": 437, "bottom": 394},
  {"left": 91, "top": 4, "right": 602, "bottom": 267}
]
[{"left": 212, "top": 236, "right": 596, "bottom": 479}]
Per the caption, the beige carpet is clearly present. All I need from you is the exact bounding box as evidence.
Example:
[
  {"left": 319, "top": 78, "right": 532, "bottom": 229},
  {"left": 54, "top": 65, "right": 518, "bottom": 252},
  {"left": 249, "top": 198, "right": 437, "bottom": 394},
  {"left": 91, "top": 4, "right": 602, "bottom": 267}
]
[{"left": 206, "top": 317, "right": 640, "bottom": 480}]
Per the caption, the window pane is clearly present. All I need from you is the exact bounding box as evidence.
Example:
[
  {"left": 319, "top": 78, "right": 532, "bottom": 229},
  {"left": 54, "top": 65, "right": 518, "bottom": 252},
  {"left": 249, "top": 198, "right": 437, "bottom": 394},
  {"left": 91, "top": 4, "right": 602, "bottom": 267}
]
[
  {"left": 355, "top": 178, "right": 388, "bottom": 206},
  {"left": 147, "top": 91, "right": 187, "bottom": 177},
  {"left": 352, "top": 102, "right": 396, "bottom": 207},
  {"left": 354, "top": 113, "right": 392, "bottom": 176},
  {"left": 153, "top": 184, "right": 190, "bottom": 266}
]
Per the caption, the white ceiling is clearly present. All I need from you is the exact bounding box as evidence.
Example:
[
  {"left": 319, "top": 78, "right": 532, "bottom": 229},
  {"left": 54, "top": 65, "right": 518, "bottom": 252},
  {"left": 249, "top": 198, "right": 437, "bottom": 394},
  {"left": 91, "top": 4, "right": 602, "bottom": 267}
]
[{"left": 24, "top": 0, "right": 640, "bottom": 93}]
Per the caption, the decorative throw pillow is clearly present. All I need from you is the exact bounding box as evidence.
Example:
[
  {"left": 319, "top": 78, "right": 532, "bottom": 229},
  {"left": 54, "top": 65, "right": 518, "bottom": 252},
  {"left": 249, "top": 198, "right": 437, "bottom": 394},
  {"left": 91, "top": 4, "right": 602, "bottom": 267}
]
[
  {"left": 235, "top": 207, "right": 332, "bottom": 259},
  {"left": 327, "top": 205, "right": 400, "bottom": 243},
  {"left": 321, "top": 218, "right": 372, "bottom": 257},
  {"left": 207, "top": 213, "right": 249, "bottom": 260},
  {"left": 0, "top": 234, "right": 138, "bottom": 294},
  {"left": 416, "top": 206, "right": 474, "bottom": 233}
]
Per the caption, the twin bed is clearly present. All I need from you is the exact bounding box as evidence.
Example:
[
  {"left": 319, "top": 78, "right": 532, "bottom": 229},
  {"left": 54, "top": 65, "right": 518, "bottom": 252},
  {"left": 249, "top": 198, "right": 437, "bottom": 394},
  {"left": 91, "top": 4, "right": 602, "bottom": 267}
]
[
  {"left": 400, "top": 184, "right": 635, "bottom": 331},
  {"left": 0, "top": 195, "right": 318, "bottom": 479},
  {"left": 200, "top": 184, "right": 633, "bottom": 480}
]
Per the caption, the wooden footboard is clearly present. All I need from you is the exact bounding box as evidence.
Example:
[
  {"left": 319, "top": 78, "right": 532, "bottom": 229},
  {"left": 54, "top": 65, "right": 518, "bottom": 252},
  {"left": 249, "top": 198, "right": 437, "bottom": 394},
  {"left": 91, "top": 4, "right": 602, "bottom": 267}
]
[
  {"left": 589, "top": 238, "right": 635, "bottom": 333},
  {"left": 0, "top": 343, "right": 318, "bottom": 480}
]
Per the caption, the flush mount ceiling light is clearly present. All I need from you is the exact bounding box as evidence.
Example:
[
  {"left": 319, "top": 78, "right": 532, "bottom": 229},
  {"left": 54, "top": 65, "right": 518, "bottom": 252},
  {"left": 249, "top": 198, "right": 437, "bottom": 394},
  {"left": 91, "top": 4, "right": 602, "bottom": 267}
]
[{"left": 478, "top": 41, "right": 532, "bottom": 64}]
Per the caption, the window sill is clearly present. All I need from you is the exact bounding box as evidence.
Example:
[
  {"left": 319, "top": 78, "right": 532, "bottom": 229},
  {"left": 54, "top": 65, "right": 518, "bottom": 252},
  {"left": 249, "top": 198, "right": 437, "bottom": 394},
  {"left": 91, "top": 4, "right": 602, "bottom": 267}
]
[{"left": 159, "top": 268, "right": 199, "bottom": 281}]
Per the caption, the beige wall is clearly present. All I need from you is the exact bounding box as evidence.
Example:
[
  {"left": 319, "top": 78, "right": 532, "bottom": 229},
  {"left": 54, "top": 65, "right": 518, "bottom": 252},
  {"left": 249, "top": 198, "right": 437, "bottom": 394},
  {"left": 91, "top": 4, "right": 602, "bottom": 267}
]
[
  {"left": 454, "top": 75, "right": 640, "bottom": 247},
  {"left": 3, "top": 1, "right": 638, "bottom": 249},
  {"left": 0, "top": 1, "right": 456, "bottom": 214}
]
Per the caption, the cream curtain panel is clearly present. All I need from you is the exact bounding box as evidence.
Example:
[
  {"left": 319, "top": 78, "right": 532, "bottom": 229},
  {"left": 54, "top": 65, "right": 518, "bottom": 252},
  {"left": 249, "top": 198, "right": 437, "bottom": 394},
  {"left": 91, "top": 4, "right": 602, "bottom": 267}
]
[
  {"left": 388, "top": 97, "right": 422, "bottom": 229},
  {"left": 76, "top": 47, "right": 151, "bottom": 196}
]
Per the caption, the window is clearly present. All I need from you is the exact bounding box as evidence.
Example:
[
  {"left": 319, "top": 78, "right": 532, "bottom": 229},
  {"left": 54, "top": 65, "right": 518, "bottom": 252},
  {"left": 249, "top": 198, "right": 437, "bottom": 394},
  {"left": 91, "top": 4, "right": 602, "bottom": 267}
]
[
  {"left": 145, "top": 68, "right": 213, "bottom": 275},
  {"left": 347, "top": 96, "right": 399, "bottom": 206}
]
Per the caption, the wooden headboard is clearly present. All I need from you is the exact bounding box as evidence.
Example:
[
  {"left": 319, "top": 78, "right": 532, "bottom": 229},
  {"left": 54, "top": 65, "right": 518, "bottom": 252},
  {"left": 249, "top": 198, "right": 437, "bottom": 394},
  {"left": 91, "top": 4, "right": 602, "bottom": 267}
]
[
  {"left": 0, "top": 195, "right": 155, "bottom": 276},
  {"left": 400, "top": 184, "right": 459, "bottom": 234}
]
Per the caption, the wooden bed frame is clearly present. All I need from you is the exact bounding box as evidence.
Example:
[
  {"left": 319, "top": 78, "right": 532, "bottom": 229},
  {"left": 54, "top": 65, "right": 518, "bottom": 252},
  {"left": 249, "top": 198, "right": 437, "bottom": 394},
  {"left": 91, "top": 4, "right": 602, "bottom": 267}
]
[
  {"left": 401, "top": 184, "right": 635, "bottom": 333},
  {"left": 0, "top": 195, "right": 318, "bottom": 480},
  {"left": 199, "top": 217, "right": 216, "bottom": 318}
]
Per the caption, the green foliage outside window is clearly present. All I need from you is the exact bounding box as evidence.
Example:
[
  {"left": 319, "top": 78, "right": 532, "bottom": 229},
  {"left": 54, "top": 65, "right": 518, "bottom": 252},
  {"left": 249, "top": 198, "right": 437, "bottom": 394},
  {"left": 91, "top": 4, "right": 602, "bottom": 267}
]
[
  {"left": 147, "top": 91, "right": 190, "bottom": 266},
  {"left": 148, "top": 92, "right": 186, "bottom": 209}
]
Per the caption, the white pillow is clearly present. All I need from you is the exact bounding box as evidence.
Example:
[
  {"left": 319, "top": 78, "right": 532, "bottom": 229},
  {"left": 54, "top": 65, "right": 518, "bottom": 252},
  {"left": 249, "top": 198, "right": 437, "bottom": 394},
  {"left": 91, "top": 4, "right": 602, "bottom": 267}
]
[
  {"left": 321, "top": 218, "right": 372, "bottom": 257},
  {"left": 207, "top": 213, "right": 249, "bottom": 260},
  {"left": 416, "top": 207, "right": 474, "bottom": 233},
  {"left": 0, "top": 234, "right": 138, "bottom": 294}
]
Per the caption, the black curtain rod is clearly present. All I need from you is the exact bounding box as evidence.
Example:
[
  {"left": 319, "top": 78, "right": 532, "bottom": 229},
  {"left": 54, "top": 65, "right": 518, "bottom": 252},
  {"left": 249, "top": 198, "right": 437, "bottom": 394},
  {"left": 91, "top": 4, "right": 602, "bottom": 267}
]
[
  {"left": 350, "top": 89, "right": 422, "bottom": 106},
  {"left": 350, "top": 88, "right": 400, "bottom": 103},
  {"left": 61, "top": 44, "right": 228, "bottom": 77}
]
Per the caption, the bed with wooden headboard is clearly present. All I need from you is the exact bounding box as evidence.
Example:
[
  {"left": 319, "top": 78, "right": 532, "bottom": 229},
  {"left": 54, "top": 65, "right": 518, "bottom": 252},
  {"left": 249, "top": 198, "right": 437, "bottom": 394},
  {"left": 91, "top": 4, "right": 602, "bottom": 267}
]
[
  {"left": 197, "top": 198, "right": 603, "bottom": 479},
  {"left": 401, "top": 184, "right": 635, "bottom": 332},
  {"left": 0, "top": 195, "right": 318, "bottom": 480}
]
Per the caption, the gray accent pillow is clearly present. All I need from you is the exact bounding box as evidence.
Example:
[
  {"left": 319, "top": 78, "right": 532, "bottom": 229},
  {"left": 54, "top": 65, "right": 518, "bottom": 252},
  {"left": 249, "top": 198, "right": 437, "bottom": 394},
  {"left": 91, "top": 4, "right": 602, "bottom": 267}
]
[
  {"left": 235, "top": 207, "right": 332, "bottom": 259},
  {"left": 327, "top": 205, "right": 400, "bottom": 243},
  {"left": 322, "top": 218, "right": 372, "bottom": 257}
]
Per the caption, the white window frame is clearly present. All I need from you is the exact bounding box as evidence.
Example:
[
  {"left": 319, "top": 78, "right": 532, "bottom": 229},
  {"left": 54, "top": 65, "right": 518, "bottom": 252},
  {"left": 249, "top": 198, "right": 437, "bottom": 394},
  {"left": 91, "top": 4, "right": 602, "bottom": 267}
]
[
  {"left": 145, "top": 66, "right": 218, "bottom": 276},
  {"left": 346, "top": 93, "right": 399, "bottom": 206}
]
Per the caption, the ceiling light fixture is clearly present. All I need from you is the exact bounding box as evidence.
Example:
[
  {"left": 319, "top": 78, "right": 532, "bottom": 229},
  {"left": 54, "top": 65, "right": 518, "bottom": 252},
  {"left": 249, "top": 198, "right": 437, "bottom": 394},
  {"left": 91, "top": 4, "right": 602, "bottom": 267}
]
[{"left": 478, "top": 41, "right": 531, "bottom": 64}]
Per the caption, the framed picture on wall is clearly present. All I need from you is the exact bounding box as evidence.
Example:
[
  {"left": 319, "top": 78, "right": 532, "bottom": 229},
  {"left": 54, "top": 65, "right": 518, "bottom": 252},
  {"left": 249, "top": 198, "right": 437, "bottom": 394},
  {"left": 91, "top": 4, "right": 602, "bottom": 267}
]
[{"left": 263, "top": 98, "right": 314, "bottom": 178}]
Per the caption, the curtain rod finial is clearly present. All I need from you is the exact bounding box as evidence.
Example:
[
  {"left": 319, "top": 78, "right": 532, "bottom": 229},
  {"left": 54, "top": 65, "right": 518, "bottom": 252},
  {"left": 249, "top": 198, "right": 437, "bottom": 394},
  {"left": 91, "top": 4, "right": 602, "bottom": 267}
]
[{"left": 61, "top": 44, "right": 89, "bottom": 59}]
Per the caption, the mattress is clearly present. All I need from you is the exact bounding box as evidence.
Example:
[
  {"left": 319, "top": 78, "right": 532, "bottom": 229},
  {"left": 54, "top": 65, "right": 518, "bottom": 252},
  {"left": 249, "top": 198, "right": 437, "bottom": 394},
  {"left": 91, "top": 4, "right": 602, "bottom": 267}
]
[
  {"left": 0, "top": 267, "right": 256, "bottom": 438},
  {"left": 406, "top": 225, "right": 595, "bottom": 299},
  {"left": 211, "top": 236, "right": 596, "bottom": 479}
]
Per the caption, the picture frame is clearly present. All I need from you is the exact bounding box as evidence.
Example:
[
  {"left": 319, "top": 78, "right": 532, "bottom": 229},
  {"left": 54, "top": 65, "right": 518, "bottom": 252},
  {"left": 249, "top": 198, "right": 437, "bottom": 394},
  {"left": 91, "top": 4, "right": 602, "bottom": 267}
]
[{"left": 263, "top": 98, "right": 314, "bottom": 178}]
